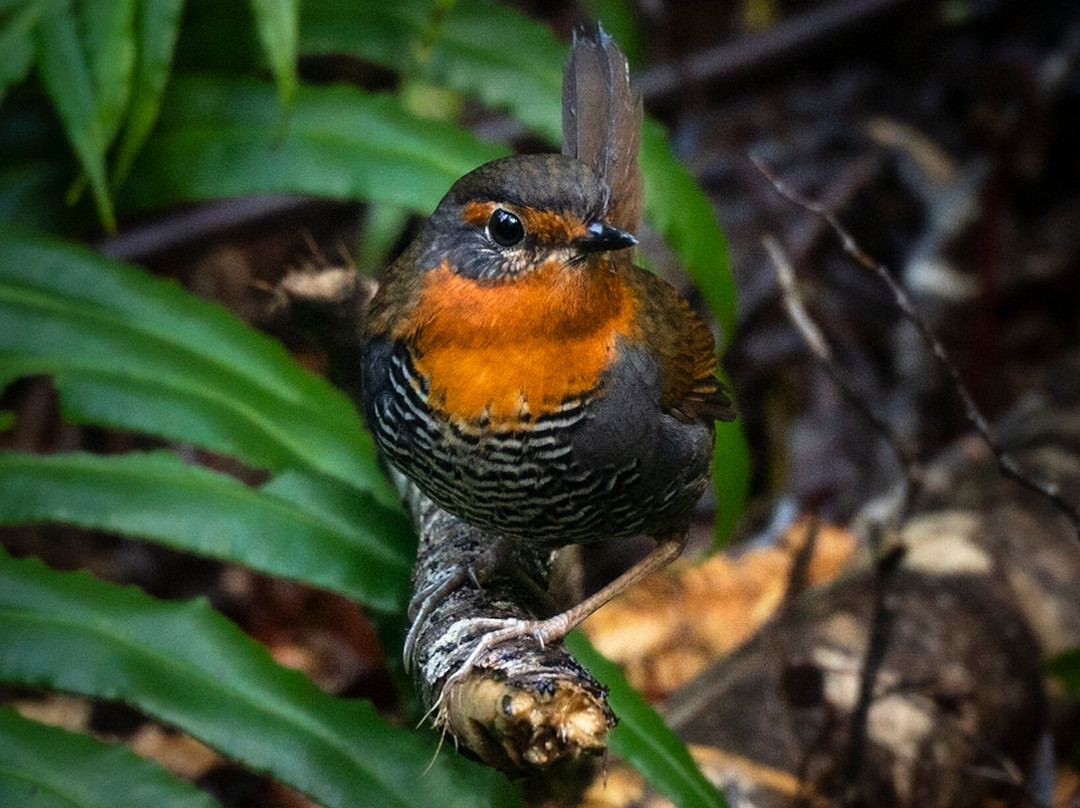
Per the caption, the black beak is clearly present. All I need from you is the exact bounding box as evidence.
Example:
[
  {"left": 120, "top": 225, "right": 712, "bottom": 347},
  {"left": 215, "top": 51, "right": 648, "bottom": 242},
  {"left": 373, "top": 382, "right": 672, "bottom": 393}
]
[{"left": 577, "top": 222, "right": 637, "bottom": 253}]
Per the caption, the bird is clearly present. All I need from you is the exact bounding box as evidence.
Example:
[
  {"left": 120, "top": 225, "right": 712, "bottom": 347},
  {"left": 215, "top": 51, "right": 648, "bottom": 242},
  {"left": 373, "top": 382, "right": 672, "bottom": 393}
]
[{"left": 360, "top": 27, "right": 735, "bottom": 671}]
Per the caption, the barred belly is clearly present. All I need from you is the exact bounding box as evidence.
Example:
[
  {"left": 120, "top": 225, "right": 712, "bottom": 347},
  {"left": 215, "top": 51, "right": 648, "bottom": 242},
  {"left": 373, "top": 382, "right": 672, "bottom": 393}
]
[{"left": 367, "top": 345, "right": 692, "bottom": 546}]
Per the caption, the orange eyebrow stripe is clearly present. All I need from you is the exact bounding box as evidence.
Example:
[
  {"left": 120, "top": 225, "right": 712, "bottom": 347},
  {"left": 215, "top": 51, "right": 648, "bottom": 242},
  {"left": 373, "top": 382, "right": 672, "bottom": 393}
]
[
  {"left": 518, "top": 209, "right": 587, "bottom": 243},
  {"left": 462, "top": 201, "right": 496, "bottom": 227}
]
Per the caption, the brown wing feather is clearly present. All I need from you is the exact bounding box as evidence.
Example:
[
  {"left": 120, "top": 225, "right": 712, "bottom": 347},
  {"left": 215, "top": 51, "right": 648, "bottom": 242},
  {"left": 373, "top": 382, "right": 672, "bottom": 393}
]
[
  {"left": 627, "top": 266, "right": 736, "bottom": 424},
  {"left": 562, "top": 25, "right": 644, "bottom": 234},
  {"left": 680, "top": 318, "right": 736, "bottom": 423}
]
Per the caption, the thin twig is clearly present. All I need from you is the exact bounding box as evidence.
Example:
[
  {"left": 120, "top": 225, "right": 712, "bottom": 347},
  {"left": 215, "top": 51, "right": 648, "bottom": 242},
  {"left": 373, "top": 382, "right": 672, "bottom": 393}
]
[
  {"left": 838, "top": 536, "right": 906, "bottom": 805},
  {"left": 763, "top": 234, "right": 924, "bottom": 525},
  {"left": 753, "top": 154, "right": 1080, "bottom": 537},
  {"left": 780, "top": 515, "right": 820, "bottom": 614},
  {"left": 766, "top": 234, "right": 914, "bottom": 801}
]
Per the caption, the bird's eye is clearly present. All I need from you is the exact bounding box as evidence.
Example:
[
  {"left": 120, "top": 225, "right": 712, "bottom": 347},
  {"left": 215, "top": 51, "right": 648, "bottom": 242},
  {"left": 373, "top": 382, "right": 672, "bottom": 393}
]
[{"left": 486, "top": 208, "right": 525, "bottom": 247}]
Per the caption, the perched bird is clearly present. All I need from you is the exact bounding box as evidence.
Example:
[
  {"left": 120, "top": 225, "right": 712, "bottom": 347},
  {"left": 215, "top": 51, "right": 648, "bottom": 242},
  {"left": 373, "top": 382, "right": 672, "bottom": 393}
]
[{"left": 361, "top": 28, "right": 735, "bottom": 664}]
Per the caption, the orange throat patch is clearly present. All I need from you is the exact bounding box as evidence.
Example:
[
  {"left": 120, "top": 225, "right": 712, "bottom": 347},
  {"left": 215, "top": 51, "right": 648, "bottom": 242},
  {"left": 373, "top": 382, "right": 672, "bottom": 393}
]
[{"left": 394, "top": 260, "right": 639, "bottom": 426}]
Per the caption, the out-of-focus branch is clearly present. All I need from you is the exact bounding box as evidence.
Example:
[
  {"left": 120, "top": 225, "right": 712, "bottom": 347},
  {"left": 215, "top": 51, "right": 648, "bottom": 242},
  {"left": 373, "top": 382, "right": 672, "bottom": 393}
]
[
  {"left": 758, "top": 174, "right": 1080, "bottom": 802},
  {"left": 753, "top": 154, "right": 1080, "bottom": 536},
  {"left": 764, "top": 233, "right": 918, "bottom": 799},
  {"left": 763, "top": 234, "right": 923, "bottom": 527}
]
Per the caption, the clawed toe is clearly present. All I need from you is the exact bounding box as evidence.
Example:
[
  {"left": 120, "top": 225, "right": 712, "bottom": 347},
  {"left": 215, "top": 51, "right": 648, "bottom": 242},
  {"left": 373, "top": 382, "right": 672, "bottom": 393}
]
[{"left": 403, "top": 540, "right": 522, "bottom": 671}]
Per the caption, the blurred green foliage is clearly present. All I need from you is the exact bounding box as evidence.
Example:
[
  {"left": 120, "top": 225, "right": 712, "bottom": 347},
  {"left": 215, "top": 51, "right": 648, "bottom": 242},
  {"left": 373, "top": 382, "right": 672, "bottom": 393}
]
[{"left": 0, "top": 2, "right": 741, "bottom": 806}]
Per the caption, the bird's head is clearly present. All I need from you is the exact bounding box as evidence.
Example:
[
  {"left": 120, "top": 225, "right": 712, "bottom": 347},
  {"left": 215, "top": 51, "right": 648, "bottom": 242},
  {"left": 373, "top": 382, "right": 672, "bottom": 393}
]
[{"left": 417, "top": 153, "right": 637, "bottom": 282}]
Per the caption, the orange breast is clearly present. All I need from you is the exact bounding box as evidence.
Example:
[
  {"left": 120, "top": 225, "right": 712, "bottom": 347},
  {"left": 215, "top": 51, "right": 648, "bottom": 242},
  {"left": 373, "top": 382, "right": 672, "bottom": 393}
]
[{"left": 393, "top": 260, "right": 639, "bottom": 425}]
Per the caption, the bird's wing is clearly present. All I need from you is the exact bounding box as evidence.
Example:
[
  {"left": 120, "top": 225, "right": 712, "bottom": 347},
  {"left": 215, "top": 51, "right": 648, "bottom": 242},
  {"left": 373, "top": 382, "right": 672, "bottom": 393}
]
[
  {"left": 629, "top": 267, "right": 736, "bottom": 424},
  {"left": 562, "top": 25, "right": 644, "bottom": 235}
]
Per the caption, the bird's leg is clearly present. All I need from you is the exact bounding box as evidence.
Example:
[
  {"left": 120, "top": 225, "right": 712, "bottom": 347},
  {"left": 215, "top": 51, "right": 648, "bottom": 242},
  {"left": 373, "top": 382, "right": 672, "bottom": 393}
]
[
  {"left": 433, "top": 532, "right": 687, "bottom": 715},
  {"left": 530, "top": 531, "right": 688, "bottom": 645}
]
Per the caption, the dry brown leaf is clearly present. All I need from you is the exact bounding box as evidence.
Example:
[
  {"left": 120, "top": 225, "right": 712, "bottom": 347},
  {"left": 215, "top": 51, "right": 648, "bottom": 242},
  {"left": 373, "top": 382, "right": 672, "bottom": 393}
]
[{"left": 583, "top": 518, "right": 855, "bottom": 699}]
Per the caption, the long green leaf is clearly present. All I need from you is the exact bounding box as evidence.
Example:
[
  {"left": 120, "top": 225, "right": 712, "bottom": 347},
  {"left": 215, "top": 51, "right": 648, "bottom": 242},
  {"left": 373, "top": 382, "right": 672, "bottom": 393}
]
[
  {"left": 0, "top": 227, "right": 395, "bottom": 504},
  {"left": 429, "top": 0, "right": 565, "bottom": 139},
  {"left": 296, "top": 0, "right": 423, "bottom": 73},
  {"left": 0, "top": 705, "right": 221, "bottom": 808},
  {"left": 34, "top": 2, "right": 115, "bottom": 229},
  {"left": 0, "top": 0, "right": 48, "bottom": 106},
  {"left": 120, "top": 75, "right": 507, "bottom": 215},
  {"left": 713, "top": 418, "right": 750, "bottom": 546},
  {"left": 300, "top": 0, "right": 564, "bottom": 140},
  {"left": 0, "top": 451, "right": 411, "bottom": 613},
  {"left": 249, "top": 0, "right": 297, "bottom": 110},
  {"left": 0, "top": 551, "right": 520, "bottom": 808},
  {"left": 77, "top": 0, "right": 136, "bottom": 149},
  {"left": 567, "top": 632, "right": 730, "bottom": 808},
  {"left": 110, "top": 0, "right": 185, "bottom": 186}
]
